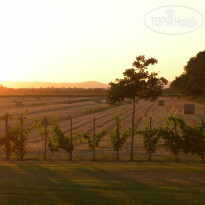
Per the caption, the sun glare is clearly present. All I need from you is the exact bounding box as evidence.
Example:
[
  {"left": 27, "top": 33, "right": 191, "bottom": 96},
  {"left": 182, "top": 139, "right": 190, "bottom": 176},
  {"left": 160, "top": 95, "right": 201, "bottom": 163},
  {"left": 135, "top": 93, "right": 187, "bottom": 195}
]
[{"left": 0, "top": 0, "right": 204, "bottom": 86}]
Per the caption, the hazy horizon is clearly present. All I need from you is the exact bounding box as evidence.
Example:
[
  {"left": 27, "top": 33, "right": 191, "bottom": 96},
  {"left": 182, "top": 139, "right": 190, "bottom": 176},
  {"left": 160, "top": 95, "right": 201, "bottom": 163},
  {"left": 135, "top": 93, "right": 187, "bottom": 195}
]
[
  {"left": 0, "top": 80, "right": 171, "bottom": 89},
  {"left": 1, "top": 80, "right": 108, "bottom": 89}
]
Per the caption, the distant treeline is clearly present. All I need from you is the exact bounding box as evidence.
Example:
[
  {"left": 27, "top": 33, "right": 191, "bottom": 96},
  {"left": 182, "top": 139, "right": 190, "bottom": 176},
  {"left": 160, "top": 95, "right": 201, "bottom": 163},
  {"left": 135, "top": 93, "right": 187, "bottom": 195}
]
[
  {"left": 0, "top": 85, "right": 178, "bottom": 98},
  {"left": 170, "top": 50, "right": 205, "bottom": 97},
  {"left": 0, "top": 86, "right": 107, "bottom": 96}
]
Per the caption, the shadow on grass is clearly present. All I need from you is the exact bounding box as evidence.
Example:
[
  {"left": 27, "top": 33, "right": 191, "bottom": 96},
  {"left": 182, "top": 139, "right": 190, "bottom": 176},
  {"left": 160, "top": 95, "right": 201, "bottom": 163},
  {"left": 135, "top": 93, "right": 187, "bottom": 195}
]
[
  {"left": 0, "top": 164, "right": 115, "bottom": 205},
  {"left": 72, "top": 164, "right": 205, "bottom": 204},
  {"left": 0, "top": 163, "right": 205, "bottom": 205}
]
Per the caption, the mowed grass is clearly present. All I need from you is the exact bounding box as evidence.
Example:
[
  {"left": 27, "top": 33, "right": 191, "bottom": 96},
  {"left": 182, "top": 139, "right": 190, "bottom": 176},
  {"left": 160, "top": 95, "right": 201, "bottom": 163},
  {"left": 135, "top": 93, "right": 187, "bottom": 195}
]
[{"left": 0, "top": 161, "right": 205, "bottom": 205}]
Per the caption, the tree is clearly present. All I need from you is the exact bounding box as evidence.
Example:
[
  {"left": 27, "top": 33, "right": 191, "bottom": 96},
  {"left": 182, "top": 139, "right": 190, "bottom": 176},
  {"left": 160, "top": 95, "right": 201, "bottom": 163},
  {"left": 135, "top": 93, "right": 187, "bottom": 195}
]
[
  {"left": 110, "top": 116, "right": 130, "bottom": 160},
  {"left": 138, "top": 118, "right": 159, "bottom": 161},
  {"left": 79, "top": 129, "right": 106, "bottom": 160},
  {"left": 107, "top": 55, "right": 167, "bottom": 161},
  {"left": 48, "top": 120, "right": 74, "bottom": 157},
  {"left": 9, "top": 112, "right": 33, "bottom": 160},
  {"left": 158, "top": 116, "right": 186, "bottom": 161},
  {"left": 81, "top": 131, "right": 106, "bottom": 149},
  {"left": 187, "top": 122, "right": 205, "bottom": 163},
  {"left": 170, "top": 50, "right": 205, "bottom": 96},
  {"left": 0, "top": 113, "right": 12, "bottom": 160},
  {"left": 35, "top": 115, "right": 53, "bottom": 160}
]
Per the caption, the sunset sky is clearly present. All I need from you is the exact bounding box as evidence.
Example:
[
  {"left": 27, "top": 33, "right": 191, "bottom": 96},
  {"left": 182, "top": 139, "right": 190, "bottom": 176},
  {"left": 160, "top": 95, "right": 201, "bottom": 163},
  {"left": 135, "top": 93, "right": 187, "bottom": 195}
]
[{"left": 0, "top": 0, "right": 205, "bottom": 87}]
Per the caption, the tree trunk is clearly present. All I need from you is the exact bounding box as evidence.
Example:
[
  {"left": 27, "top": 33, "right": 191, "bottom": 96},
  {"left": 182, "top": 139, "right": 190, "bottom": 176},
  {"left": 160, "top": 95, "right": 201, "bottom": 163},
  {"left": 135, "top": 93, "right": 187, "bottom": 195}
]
[
  {"left": 148, "top": 118, "right": 152, "bottom": 161},
  {"left": 5, "top": 113, "right": 10, "bottom": 161},
  {"left": 201, "top": 119, "right": 204, "bottom": 163},
  {"left": 19, "top": 154, "right": 23, "bottom": 161},
  {"left": 20, "top": 115, "right": 24, "bottom": 161},
  {"left": 44, "top": 117, "right": 48, "bottom": 161},
  {"left": 148, "top": 152, "right": 151, "bottom": 161},
  {"left": 174, "top": 120, "right": 178, "bottom": 162},
  {"left": 130, "top": 98, "right": 135, "bottom": 161},
  {"left": 116, "top": 117, "right": 120, "bottom": 161},
  {"left": 174, "top": 152, "right": 179, "bottom": 162},
  {"left": 201, "top": 152, "right": 204, "bottom": 163},
  {"left": 70, "top": 118, "right": 73, "bottom": 161},
  {"left": 92, "top": 118, "right": 95, "bottom": 161},
  {"left": 117, "top": 150, "right": 119, "bottom": 161}
]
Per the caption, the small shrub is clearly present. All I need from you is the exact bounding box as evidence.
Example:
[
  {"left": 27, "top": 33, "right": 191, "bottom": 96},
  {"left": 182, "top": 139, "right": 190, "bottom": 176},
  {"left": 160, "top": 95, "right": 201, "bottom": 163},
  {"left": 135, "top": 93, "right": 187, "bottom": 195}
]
[
  {"left": 110, "top": 116, "right": 130, "bottom": 160},
  {"left": 138, "top": 118, "right": 159, "bottom": 161}
]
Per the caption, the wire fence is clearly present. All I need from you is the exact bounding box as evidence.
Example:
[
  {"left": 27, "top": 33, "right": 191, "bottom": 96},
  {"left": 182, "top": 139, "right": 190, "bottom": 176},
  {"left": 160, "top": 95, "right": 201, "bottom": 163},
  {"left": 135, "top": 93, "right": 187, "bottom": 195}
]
[{"left": 0, "top": 113, "right": 204, "bottom": 162}]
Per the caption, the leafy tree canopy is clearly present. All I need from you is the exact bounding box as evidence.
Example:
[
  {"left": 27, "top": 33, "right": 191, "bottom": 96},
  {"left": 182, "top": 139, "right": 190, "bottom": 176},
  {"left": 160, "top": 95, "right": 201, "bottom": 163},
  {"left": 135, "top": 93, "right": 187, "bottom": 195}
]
[
  {"left": 170, "top": 50, "right": 205, "bottom": 96},
  {"left": 107, "top": 55, "right": 167, "bottom": 104}
]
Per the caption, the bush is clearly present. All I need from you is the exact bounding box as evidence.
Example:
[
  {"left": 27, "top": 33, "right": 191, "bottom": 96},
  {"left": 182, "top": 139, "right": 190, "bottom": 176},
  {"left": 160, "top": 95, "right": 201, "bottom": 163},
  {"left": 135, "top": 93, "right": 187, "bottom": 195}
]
[
  {"left": 138, "top": 118, "right": 159, "bottom": 161},
  {"left": 110, "top": 116, "right": 130, "bottom": 160}
]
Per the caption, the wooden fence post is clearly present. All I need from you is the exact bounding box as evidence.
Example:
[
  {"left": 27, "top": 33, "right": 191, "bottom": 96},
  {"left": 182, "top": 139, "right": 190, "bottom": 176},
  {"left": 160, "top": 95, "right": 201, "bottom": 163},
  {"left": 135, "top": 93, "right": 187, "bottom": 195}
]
[
  {"left": 5, "top": 113, "right": 10, "bottom": 161},
  {"left": 116, "top": 117, "right": 120, "bottom": 160},
  {"left": 130, "top": 98, "right": 136, "bottom": 161},
  {"left": 44, "top": 116, "right": 48, "bottom": 161},
  {"left": 203, "top": 104, "right": 205, "bottom": 115},
  {"left": 148, "top": 117, "right": 152, "bottom": 161},
  {"left": 92, "top": 118, "right": 95, "bottom": 161},
  {"left": 19, "top": 115, "right": 24, "bottom": 161},
  {"left": 70, "top": 117, "right": 73, "bottom": 161},
  {"left": 202, "top": 117, "right": 205, "bottom": 163},
  {"left": 174, "top": 120, "right": 178, "bottom": 161}
]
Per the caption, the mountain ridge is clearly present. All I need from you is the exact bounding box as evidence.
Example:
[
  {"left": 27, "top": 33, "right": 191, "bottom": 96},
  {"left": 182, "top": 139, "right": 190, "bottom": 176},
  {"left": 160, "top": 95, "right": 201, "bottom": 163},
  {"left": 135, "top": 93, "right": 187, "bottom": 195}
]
[{"left": 1, "top": 81, "right": 108, "bottom": 89}]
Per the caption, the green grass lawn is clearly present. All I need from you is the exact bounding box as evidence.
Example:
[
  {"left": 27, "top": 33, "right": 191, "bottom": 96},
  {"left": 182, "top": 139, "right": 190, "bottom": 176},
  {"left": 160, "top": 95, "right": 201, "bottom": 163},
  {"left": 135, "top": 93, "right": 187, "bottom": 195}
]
[{"left": 0, "top": 161, "right": 205, "bottom": 205}]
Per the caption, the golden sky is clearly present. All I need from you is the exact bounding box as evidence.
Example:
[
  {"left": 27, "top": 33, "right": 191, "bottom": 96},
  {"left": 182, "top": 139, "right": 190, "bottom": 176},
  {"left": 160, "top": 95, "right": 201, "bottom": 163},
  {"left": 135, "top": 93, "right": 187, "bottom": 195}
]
[{"left": 0, "top": 0, "right": 205, "bottom": 86}]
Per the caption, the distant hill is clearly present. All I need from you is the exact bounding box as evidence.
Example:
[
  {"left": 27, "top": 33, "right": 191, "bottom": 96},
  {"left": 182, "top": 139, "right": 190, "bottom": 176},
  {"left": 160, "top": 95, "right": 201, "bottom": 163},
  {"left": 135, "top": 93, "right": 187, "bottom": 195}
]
[{"left": 1, "top": 81, "right": 108, "bottom": 89}]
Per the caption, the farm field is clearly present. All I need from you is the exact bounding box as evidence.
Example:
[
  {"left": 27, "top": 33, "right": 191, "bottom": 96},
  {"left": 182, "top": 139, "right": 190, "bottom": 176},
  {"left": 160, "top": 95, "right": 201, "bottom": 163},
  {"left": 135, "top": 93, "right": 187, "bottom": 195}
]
[
  {"left": 0, "top": 96, "right": 204, "bottom": 161},
  {"left": 0, "top": 161, "right": 205, "bottom": 205}
]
